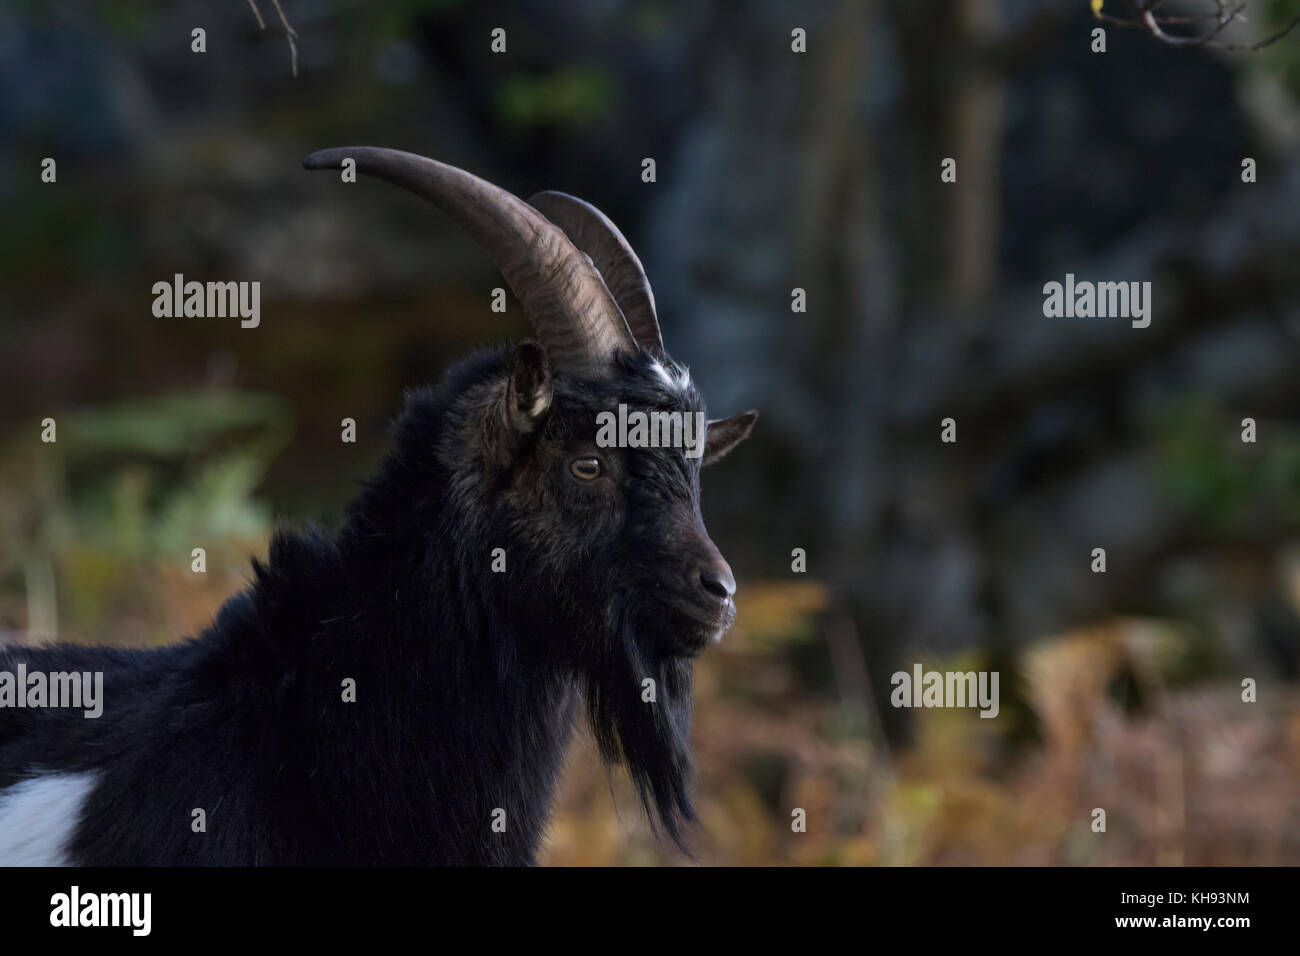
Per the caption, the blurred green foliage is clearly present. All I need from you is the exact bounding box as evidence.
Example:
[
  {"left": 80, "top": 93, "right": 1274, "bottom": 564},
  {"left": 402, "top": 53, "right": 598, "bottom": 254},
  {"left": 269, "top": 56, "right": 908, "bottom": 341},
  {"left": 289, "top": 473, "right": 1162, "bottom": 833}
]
[
  {"left": 1154, "top": 394, "right": 1300, "bottom": 531},
  {"left": 496, "top": 66, "right": 616, "bottom": 129},
  {"left": 1260, "top": 0, "right": 1300, "bottom": 91},
  {"left": 0, "top": 390, "right": 291, "bottom": 645},
  {"left": 51, "top": 391, "right": 291, "bottom": 558}
]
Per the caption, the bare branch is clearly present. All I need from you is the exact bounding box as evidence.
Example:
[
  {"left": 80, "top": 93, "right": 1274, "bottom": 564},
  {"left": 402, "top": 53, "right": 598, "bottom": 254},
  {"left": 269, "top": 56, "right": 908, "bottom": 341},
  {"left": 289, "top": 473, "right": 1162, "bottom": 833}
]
[
  {"left": 1100, "top": 0, "right": 1300, "bottom": 52},
  {"left": 243, "top": 0, "right": 298, "bottom": 77}
]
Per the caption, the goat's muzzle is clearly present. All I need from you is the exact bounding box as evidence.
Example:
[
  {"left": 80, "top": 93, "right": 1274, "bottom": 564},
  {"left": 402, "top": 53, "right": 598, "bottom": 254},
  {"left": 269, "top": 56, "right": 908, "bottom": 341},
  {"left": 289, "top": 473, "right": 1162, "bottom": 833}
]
[{"left": 659, "top": 538, "right": 737, "bottom": 654}]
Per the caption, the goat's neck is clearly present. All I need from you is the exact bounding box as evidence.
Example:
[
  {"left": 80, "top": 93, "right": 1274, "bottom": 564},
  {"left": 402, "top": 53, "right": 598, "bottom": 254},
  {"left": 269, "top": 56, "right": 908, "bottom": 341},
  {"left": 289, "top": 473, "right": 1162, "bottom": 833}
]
[{"left": 304, "top": 478, "right": 580, "bottom": 864}]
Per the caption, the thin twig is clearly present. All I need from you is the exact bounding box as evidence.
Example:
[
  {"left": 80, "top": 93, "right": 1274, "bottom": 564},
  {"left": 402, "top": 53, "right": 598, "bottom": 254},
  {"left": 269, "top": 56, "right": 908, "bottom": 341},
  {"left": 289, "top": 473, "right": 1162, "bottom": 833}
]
[
  {"left": 269, "top": 0, "right": 299, "bottom": 77},
  {"left": 1245, "top": 12, "right": 1300, "bottom": 50},
  {"left": 244, "top": 0, "right": 299, "bottom": 77}
]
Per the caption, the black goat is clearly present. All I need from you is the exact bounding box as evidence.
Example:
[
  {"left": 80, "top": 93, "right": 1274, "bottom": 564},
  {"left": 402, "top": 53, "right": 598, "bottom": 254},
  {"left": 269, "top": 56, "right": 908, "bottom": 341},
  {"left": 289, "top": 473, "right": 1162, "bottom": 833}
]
[{"left": 0, "top": 148, "right": 756, "bottom": 865}]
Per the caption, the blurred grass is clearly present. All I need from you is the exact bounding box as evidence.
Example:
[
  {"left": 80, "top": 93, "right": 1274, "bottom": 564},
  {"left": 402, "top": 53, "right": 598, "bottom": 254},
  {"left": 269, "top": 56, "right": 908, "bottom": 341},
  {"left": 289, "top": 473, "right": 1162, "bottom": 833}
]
[{"left": 543, "top": 595, "right": 1300, "bottom": 865}]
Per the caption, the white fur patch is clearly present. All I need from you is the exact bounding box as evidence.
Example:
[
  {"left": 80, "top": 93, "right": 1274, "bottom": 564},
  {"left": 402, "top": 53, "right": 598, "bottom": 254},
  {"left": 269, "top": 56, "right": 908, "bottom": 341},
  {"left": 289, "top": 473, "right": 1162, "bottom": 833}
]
[{"left": 0, "top": 771, "right": 99, "bottom": 866}]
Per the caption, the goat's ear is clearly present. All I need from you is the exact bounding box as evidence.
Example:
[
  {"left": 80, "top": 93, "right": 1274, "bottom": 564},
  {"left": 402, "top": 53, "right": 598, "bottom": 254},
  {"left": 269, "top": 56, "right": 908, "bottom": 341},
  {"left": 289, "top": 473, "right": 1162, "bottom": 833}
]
[
  {"left": 702, "top": 410, "right": 758, "bottom": 466},
  {"left": 505, "top": 340, "right": 553, "bottom": 433}
]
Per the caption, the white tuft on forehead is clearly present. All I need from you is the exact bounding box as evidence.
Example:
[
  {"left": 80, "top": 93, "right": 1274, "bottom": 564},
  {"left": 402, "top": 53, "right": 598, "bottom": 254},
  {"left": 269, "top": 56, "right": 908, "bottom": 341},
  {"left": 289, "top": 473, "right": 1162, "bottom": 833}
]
[{"left": 647, "top": 357, "right": 692, "bottom": 394}]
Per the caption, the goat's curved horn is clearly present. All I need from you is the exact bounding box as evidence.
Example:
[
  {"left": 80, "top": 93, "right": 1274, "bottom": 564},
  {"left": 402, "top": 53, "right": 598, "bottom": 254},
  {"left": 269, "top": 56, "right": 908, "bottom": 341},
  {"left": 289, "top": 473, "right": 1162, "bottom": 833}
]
[
  {"left": 528, "top": 191, "right": 664, "bottom": 355},
  {"left": 303, "top": 147, "right": 635, "bottom": 376}
]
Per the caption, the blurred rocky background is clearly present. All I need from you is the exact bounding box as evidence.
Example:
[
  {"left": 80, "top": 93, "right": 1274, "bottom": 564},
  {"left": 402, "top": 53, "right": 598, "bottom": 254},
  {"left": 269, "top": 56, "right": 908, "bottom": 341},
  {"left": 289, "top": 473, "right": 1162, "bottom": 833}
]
[{"left": 2, "top": 0, "right": 1300, "bottom": 863}]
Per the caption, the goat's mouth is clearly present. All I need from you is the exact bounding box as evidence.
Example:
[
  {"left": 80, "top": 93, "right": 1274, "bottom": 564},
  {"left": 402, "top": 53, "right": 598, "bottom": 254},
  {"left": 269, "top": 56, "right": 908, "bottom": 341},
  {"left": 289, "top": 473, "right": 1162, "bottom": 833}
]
[{"left": 659, "top": 594, "right": 736, "bottom": 653}]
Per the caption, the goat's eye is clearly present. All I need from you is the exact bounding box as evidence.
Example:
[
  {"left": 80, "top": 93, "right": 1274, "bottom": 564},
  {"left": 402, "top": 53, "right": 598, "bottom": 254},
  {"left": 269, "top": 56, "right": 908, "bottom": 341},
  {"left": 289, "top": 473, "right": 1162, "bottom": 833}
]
[{"left": 569, "top": 457, "right": 602, "bottom": 481}]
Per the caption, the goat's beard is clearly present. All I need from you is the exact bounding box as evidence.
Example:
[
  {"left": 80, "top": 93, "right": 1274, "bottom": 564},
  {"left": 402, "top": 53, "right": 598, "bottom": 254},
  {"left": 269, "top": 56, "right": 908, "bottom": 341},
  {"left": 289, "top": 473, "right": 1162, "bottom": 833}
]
[{"left": 582, "top": 604, "right": 696, "bottom": 850}]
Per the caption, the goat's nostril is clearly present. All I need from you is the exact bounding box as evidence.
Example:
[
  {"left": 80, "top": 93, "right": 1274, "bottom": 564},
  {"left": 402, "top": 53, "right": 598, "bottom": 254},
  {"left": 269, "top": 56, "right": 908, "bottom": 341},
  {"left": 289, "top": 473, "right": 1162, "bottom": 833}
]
[{"left": 699, "top": 566, "right": 736, "bottom": 601}]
